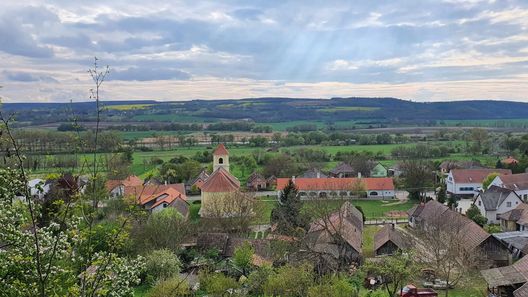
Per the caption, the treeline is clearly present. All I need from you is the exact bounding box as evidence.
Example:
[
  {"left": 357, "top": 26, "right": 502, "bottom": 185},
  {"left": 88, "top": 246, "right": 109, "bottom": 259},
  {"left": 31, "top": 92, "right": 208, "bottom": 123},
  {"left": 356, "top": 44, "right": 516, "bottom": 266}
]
[
  {"left": 3, "top": 130, "right": 123, "bottom": 154},
  {"left": 391, "top": 144, "right": 455, "bottom": 159},
  {"left": 106, "top": 121, "right": 273, "bottom": 133}
]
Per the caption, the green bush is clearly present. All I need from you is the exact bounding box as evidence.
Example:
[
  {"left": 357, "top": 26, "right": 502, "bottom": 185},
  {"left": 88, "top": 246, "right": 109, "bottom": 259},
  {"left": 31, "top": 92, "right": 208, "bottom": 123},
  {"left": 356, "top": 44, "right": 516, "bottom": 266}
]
[
  {"left": 233, "top": 242, "right": 254, "bottom": 276},
  {"left": 145, "top": 249, "right": 182, "bottom": 285},
  {"left": 308, "top": 276, "right": 357, "bottom": 297},
  {"left": 247, "top": 265, "right": 273, "bottom": 295},
  {"left": 147, "top": 276, "right": 190, "bottom": 297},
  {"left": 263, "top": 263, "right": 314, "bottom": 297},
  {"left": 199, "top": 271, "right": 239, "bottom": 296}
]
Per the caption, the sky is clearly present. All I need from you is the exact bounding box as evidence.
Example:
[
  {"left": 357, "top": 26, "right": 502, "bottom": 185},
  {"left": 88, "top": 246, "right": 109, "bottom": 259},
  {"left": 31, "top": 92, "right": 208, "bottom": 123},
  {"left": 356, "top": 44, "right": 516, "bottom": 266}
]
[{"left": 1, "top": 0, "right": 528, "bottom": 103}]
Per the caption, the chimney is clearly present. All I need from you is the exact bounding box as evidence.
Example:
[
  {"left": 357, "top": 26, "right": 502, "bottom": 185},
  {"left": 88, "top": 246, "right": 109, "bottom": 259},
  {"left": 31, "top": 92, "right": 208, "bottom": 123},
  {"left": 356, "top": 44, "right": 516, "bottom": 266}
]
[
  {"left": 292, "top": 176, "right": 296, "bottom": 182},
  {"left": 391, "top": 223, "right": 395, "bottom": 230},
  {"left": 358, "top": 172, "right": 362, "bottom": 178},
  {"left": 316, "top": 171, "right": 320, "bottom": 178}
]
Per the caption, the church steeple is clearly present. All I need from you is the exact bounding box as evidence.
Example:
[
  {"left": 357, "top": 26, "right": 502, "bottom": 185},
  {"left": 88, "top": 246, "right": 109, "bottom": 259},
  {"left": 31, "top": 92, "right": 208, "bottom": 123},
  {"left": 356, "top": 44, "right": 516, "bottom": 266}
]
[{"left": 213, "top": 143, "right": 229, "bottom": 172}]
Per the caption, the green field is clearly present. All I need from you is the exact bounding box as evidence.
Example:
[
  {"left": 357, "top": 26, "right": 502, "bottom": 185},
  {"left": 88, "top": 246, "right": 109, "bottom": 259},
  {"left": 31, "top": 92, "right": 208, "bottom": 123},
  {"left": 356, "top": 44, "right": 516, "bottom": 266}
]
[
  {"left": 441, "top": 118, "right": 528, "bottom": 127},
  {"left": 131, "top": 114, "right": 214, "bottom": 122},
  {"left": 319, "top": 106, "right": 380, "bottom": 112},
  {"left": 106, "top": 104, "right": 153, "bottom": 111}
]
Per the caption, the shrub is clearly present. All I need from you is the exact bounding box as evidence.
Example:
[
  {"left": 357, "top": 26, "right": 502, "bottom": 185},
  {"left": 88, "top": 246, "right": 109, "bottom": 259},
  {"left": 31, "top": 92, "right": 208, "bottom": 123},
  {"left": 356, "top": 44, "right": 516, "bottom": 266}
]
[
  {"left": 147, "top": 276, "right": 190, "bottom": 297},
  {"left": 199, "top": 271, "right": 239, "bottom": 296},
  {"left": 247, "top": 265, "right": 273, "bottom": 295},
  {"left": 233, "top": 242, "right": 254, "bottom": 276},
  {"left": 307, "top": 276, "right": 357, "bottom": 297},
  {"left": 263, "top": 263, "right": 314, "bottom": 297},
  {"left": 144, "top": 249, "right": 182, "bottom": 285}
]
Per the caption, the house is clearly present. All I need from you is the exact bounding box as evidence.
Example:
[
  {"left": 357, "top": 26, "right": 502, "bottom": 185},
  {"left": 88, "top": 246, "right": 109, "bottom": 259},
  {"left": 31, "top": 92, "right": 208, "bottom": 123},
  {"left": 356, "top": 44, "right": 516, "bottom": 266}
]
[
  {"left": 474, "top": 186, "right": 523, "bottom": 224},
  {"left": 438, "top": 160, "right": 483, "bottom": 175},
  {"left": 124, "top": 183, "right": 189, "bottom": 218},
  {"left": 196, "top": 233, "right": 273, "bottom": 266},
  {"left": 187, "top": 169, "right": 209, "bottom": 193},
  {"left": 306, "top": 202, "right": 363, "bottom": 267},
  {"left": 493, "top": 231, "right": 528, "bottom": 259},
  {"left": 502, "top": 156, "right": 519, "bottom": 166},
  {"left": 246, "top": 172, "right": 267, "bottom": 191},
  {"left": 491, "top": 173, "right": 528, "bottom": 202},
  {"left": 408, "top": 200, "right": 511, "bottom": 266},
  {"left": 199, "top": 144, "right": 241, "bottom": 217},
  {"left": 370, "top": 163, "right": 388, "bottom": 178},
  {"left": 374, "top": 224, "right": 406, "bottom": 256},
  {"left": 446, "top": 169, "right": 512, "bottom": 197},
  {"left": 301, "top": 168, "right": 328, "bottom": 178},
  {"left": 106, "top": 175, "right": 143, "bottom": 197},
  {"left": 276, "top": 177, "right": 395, "bottom": 199},
  {"left": 329, "top": 162, "right": 355, "bottom": 178},
  {"left": 266, "top": 175, "right": 277, "bottom": 188},
  {"left": 481, "top": 254, "right": 528, "bottom": 297},
  {"left": 499, "top": 204, "right": 528, "bottom": 232}
]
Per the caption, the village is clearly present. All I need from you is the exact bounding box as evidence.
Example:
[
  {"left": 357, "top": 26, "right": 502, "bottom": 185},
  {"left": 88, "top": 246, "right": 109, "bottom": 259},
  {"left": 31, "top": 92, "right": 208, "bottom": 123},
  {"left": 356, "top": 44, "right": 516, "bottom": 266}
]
[{"left": 16, "top": 143, "right": 528, "bottom": 297}]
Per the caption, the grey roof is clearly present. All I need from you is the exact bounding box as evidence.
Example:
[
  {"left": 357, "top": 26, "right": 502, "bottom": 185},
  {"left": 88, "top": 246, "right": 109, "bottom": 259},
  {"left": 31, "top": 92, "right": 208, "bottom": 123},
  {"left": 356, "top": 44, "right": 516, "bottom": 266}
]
[
  {"left": 301, "top": 168, "right": 328, "bottom": 178},
  {"left": 329, "top": 162, "right": 355, "bottom": 175},
  {"left": 479, "top": 186, "right": 519, "bottom": 211}
]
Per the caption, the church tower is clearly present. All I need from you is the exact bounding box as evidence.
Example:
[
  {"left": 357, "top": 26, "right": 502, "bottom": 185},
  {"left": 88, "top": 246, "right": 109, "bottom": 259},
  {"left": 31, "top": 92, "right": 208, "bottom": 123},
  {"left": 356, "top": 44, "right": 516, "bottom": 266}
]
[{"left": 213, "top": 143, "right": 229, "bottom": 172}]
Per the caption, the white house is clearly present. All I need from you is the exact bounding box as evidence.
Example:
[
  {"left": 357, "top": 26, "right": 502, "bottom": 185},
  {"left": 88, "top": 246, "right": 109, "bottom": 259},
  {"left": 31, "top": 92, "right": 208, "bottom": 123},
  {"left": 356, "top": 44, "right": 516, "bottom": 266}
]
[
  {"left": 446, "top": 169, "right": 512, "bottom": 197},
  {"left": 474, "top": 186, "right": 523, "bottom": 224},
  {"left": 490, "top": 173, "right": 528, "bottom": 202}
]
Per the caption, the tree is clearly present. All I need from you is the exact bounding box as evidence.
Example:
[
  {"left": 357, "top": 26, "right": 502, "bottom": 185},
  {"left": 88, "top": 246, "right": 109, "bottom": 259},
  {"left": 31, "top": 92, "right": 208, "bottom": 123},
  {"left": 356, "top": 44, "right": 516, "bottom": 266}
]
[
  {"left": 437, "top": 185, "right": 447, "bottom": 204},
  {"left": 132, "top": 207, "right": 190, "bottom": 253},
  {"left": 466, "top": 204, "right": 487, "bottom": 226},
  {"left": 362, "top": 252, "right": 418, "bottom": 297},
  {"left": 144, "top": 249, "right": 181, "bottom": 285},
  {"left": 482, "top": 172, "right": 500, "bottom": 190},
  {"left": 415, "top": 212, "right": 483, "bottom": 297},
  {"left": 271, "top": 179, "right": 306, "bottom": 234},
  {"left": 307, "top": 275, "right": 357, "bottom": 297},
  {"left": 399, "top": 160, "right": 434, "bottom": 201},
  {"left": 263, "top": 263, "right": 314, "bottom": 297},
  {"left": 201, "top": 191, "right": 260, "bottom": 233},
  {"left": 233, "top": 241, "right": 254, "bottom": 276}
]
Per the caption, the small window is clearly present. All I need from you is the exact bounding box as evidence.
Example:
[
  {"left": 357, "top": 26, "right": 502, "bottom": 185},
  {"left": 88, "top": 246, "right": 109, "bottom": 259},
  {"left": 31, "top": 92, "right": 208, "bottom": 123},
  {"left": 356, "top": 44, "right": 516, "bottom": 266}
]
[
  {"left": 370, "top": 191, "right": 379, "bottom": 196},
  {"left": 507, "top": 202, "right": 512, "bottom": 207},
  {"left": 218, "top": 157, "right": 224, "bottom": 164},
  {"left": 478, "top": 201, "right": 481, "bottom": 206}
]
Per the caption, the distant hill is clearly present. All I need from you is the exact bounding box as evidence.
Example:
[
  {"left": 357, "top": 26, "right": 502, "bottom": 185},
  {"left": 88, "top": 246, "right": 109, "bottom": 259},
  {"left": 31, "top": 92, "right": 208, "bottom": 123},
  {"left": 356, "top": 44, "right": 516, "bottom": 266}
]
[{"left": 3, "top": 97, "right": 528, "bottom": 127}]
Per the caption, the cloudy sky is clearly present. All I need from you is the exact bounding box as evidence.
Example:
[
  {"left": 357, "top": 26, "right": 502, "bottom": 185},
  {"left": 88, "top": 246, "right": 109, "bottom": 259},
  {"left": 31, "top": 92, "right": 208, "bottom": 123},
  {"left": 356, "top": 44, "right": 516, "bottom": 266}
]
[{"left": 1, "top": 0, "right": 528, "bottom": 102}]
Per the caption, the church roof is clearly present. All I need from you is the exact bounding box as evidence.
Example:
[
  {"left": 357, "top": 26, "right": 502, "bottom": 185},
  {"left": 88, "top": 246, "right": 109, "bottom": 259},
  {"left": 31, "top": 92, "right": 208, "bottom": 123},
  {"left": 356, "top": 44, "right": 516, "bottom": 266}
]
[
  {"left": 213, "top": 143, "right": 229, "bottom": 156},
  {"left": 201, "top": 167, "right": 240, "bottom": 193}
]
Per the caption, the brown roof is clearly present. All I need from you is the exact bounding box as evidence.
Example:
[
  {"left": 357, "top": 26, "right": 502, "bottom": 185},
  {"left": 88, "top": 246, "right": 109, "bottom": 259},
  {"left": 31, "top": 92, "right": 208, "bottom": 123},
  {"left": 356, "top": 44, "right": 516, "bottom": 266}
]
[
  {"left": 196, "top": 233, "right": 230, "bottom": 252},
  {"left": 374, "top": 224, "right": 406, "bottom": 252},
  {"left": 329, "top": 162, "right": 355, "bottom": 175},
  {"left": 105, "top": 175, "right": 143, "bottom": 191},
  {"left": 450, "top": 169, "right": 512, "bottom": 184},
  {"left": 308, "top": 202, "right": 363, "bottom": 253},
  {"left": 439, "top": 160, "right": 483, "bottom": 171},
  {"left": 498, "top": 173, "right": 528, "bottom": 191},
  {"left": 276, "top": 177, "right": 395, "bottom": 191},
  {"left": 201, "top": 167, "right": 240, "bottom": 193},
  {"left": 499, "top": 203, "right": 528, "bottom": 226},
  {"left": 247, "top": 172, "right": 266, "bottom": 184},
  {"left": 409, "top": 200, "right": 490, "bottom": 251},
  {"left": 213, "top": 143, "right": 229, "bottom": 156},
  {"left": 481, "top": 254, "right": 528, "bottom": 289}
]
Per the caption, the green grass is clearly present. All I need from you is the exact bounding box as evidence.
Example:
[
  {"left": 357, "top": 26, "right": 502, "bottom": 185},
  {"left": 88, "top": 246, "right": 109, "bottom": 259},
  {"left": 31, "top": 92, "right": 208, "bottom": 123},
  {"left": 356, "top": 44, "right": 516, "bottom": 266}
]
[
  {"left": 441, "top": 118, "right": 528, "bottom": 128},
  {"left": 363, "top": 225, "right": 382, "bottom": 258},
  {"left": 133, "top": 284, "right": 151, "bottom": 297}
]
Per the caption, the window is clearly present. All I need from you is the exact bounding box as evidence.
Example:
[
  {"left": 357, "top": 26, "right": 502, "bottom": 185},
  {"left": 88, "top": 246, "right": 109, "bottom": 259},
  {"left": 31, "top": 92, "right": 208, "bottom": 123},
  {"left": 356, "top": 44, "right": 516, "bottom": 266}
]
[
  {"left": 218, "top": 157, "right": 224, "bottom": 164},
  {"left": 370, "top": 191, "right": 379, "bottom": 196},
  {"left": 478, "top": 201, "right": 481, "bottom": 206},
  {"left": 459, "top": 187, "right": 474, "bottom": 191},
  {"left": 507, "top": 202, "right": 512, "bottom": 207}
]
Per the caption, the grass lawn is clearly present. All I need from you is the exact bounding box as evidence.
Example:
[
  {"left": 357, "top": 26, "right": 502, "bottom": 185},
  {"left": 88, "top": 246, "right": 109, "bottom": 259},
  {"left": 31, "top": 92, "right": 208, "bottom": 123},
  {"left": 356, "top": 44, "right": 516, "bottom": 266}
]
[
  {"left": 133, "top": 284, "right": 150, "bottom": 297},
  {"left": 362, "top": 225, "right": 382, "bottom": 258}
]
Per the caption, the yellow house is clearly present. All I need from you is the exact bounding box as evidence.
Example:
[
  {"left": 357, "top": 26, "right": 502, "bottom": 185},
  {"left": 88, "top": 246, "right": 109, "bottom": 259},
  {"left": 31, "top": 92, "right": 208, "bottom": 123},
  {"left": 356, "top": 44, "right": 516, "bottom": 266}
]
[{"left": 199, "top": 144, "right": 241, "bottom": 217}]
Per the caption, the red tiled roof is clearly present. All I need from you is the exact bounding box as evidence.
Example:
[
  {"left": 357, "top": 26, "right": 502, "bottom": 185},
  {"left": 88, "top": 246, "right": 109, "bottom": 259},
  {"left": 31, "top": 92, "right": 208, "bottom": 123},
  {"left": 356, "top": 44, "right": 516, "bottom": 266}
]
[
  {"left": 149, "top": 188, "right": 186, "bottom": 209},
  {"left": 124, "top": 184, "right": 187, "bottom": 205},
  {"left": 105, "top": 175, "right": 143, "bottom": 191},
  {"left": 201, "top": 167, "right": 240, "bottom": 192},
  {"left": 213, "top": 143, "right": 229, "bottom": 156},
  {"left": 502, "top": 156, "right": 519, "bottom": 165},
  {"left": 276, "top": 177, "right": 394, "bottom": 191},
  {"left": 450, "top": 169, "right": 512, "bottom": 184}
]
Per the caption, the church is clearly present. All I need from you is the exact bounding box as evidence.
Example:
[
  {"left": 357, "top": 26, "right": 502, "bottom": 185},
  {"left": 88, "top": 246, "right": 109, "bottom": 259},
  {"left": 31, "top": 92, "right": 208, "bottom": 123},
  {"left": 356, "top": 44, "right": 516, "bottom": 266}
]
[{"left": 199, "top": 144, "right": 241, "bottom": 217}]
